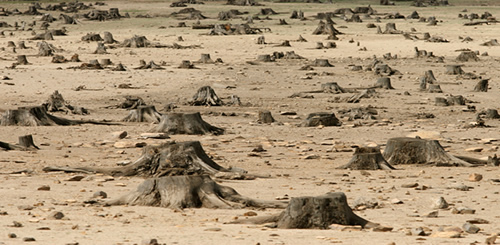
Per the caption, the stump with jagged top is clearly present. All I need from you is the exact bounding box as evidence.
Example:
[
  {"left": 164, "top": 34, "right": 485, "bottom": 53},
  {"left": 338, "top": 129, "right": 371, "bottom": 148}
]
[{"left": 151, "top": 112, "right": 224, "bottom": 135}]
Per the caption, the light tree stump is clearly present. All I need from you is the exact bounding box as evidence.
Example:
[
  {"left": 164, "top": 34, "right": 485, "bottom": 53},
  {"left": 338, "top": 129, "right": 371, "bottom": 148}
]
[
  {"left": 258, "top": 110, "right": 275, "bottom": 124},
  {"left": 257, "top": 36, "right": 266, "bottom": 44},
  {"left": 435, "top": 97, "right": 449, "bottom": 106},
  {"left": 257, "top": 54, "right": 273, "bottom": 62},
  {"left": 447, "top": 95, "right": 465, "bottom": 105},
  {"left": 0, "top": 106, "right": 112, "bottom": 126},
  {"left": 197, "top": 54, "right": 214, "bottom": 64},
  {"left": 338, "top": 147, "right": 395, "bottom": 170},
  {"left": 473, "top": 79, "right": 488, "bottom": 92},
  {"left": 93, "top": 42, "right": 107, "bottom": 54},
  {"left": 17, "top": 41, "right": 27, "bottom": 49},
  {"left": 119, "top": 95, "right": 146, "bottom": 109},
  {"left": 178, "top": 60, "right": 195, "bottom": 68},
  {"left": 383, "top": 137, "right": 474, "bottom": 167},
  {"left": 456, "top": 51, "right": 479, "bottom": 62},
  {"left": 189, "top": 86, "right": 223, "bottom": 106},
  {"left": 151, "top": 112, "right": 224, "bottom": 135},
  {"left": 383, "top": 23, "right": 402, "bottom": 34},
  {"left": 122, "top": 105, "right": 162, "bottom": 123},
  {"left": 484, "top": 109, "right": 500, "bottom": 119},
  {"left": 38, "top": 41, "right": 55, "bottom": 56}
]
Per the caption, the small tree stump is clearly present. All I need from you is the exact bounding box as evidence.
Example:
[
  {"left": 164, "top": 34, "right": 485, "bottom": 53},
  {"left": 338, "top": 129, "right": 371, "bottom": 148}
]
[
  {"left": 256, "top": 35, "right": 266, "bottom": 44},
  {"left": 435, "top": 97, "right": 449, "bottom": 106},
  {"left": 321, "top": 82, "right": 345, "bottom": 93},
  {"left": 383, "top": 137, "right": 474, "bottom": 167},
  {"left": 119, "top": 95, "right": 146, "bottom": 109},
  {"left": 122, "top": 105, "right": 162, "bottom": 123},
  {"left": 113, "top": 63, "right": 127, "bottom": 71},
  {"left": 18, "top": 135, "right": 39, "bottom": 149},
  {"left": 315, "top": 42, "right": 325, "bottom": 49},
  {"left": 456, "top": 51, "right": 479, "bottom": 62},
  {"left": 313, "top": 59, "right": 333, "bottom": 67},
  {"left": 325, "top": 42, "right": 336, "bottom": 48},
  {"left": 190, "top": 86, "right": 223, "bottom": 106},
  {"left": 419, "top": 76, "right": 428, "bottom": 90},
  {"left": 178, "top": 60, "right": 195, "bottom": 68},
  {"left": 7, "top": 41, "right": 15, "bottom": 48},
  {"left": 258, "top": 110, "right": 275, "bottom": 124},
  {"left": 70, "top": 54, "right": 80, "bottom": 62},
  {"left": 424, "top": 70, "right": 437, "bottom": 83},
  {"left": 374, "top": 77, "right": 394, "bottom": 89},
  {"left": 106, "top": 175, "right": 286, "bottom": 209},
  {"left": 93, "top": 42, "right": 107, "bottom": 54},
  {"left": 383, "top": 23, "right": 402, "bottom": 34},
  {"left": 81, "top": 33, "right": 103, "bottom": 42},
  {"left": 427, "top": 84, "right": 443, "bottom": 93},
  {"left": 473, "top": 79, "right": 488, "bottom": 92},
  {"left": 338, "top": 147, "right": 395, "bottom": 170},
  {"left": 151, "top": 112, "right": 224, "bottom": 135},
  {"left": 197, "top": 54, "right": 214, "bottom": 64},
  {"left": 16, "top": 55, "right": 30, "bottom": 65},
  {"left": 103, "top": 31, "right": 118, "bottom": 44},
  {"left": 52, "top": 55, "right": 68, "bottom": 63},
  {"left": 299, "top": 112, "right": 341, "bottom": 127},
  {"left": 100, "top": 59, "right": 112, "bottom": 66},
  {"left": 447, "top": 95, "right": 465, "bottom": 105},
  {"left": 17, "top": 41, "right": 27, "bottom": 49},
  {"left": 37, "top": 41, "right": 55, "bottom": 56},
  {"left": 445, "top": 65, "right": 464, "bottom": 75}
]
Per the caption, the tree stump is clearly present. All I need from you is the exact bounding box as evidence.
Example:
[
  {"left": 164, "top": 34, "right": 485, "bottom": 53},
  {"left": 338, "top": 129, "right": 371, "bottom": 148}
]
[
  {"left": 258, "top": 110, "right": 275, "bottom": 124},
  {"left": 178, "top": 60, "right": 195, "bottom": 68},
  {"left": 151, "top": 112, "right": 224, "bottom": 135},
  {"left": 103, "top": 31, "right": 118, "bottom": 44},
  {"left": 383, "top": 23, "right": 402, "bottom": 34},
  {"left": 113, "top": 63, "right": 127, "bottom": 71},
  {"left": 0, "top": 106, "right": 110, "bottom": 126},
  {"left": 189, "top": 86, "right": 223, "bottom": 106},
  {"left": 70, "top": 54, "right": 80, "bottom": 62},
  {"left": 17, "top": 41, "right": 27, "bottom": 49},
  {"left": 446, "top": 95, "right": 465, "bottom": 105},
  {"left": 37, "top": 41, "right": 55, "bottom": 56},
  {"left": 473, "top": 79, "right": 488, "bottom": 92},
  {"left": 52, "top": 55, "right": 68, "bottom": 63},
  {"left": 419, "top": 76, "right": 428, "bottom": 90},
  {"left": 197, "top": 54, "right": 214, "bottom": 64},
  {"left": 427, "top": 84, "right": 443, "bottom": 93},
  {"left": 435, "top": 97, "right": 449, "bottom": 106},
  {"left": 315, "top": 42, "right": 325, "bottom": 49},
  {"left": 312, "top": 20, "right": 342, "bottom": 37},
  {"left": 374, "top": 77, "right": 394, "bottom": 89},
  {"left": 16, "top": 55, "right": 29, "bottom": 65},
  {"left": 321, "top": 82, "right": 345, "bottom": 93},
  {"left": 7, "top": 41, "right": 15, "bottom": 48},
  {"left": 325, "top": 42, "right": 336, "bottom": 48},
  {"left": 93, "top": 42, "right": 107, "bottom": 54},
  {"left": 119, "top": 95, "right": 146, "bottom": 109},
  {"left": 43, "top": 90, "right": 66, "bottom": 112},
  {"left": 121, "top": 35, "right": 149, "bottom": 48},
  {"left": 81, "top": 33, "right": 103, "bottom": 42},
  {"left": 484, "top": 109, "right": 500, "bottom": 119},
  {"left": 59, "top": 14, "right": 77, "bottom": 24},
  {"left": 456, "top": 51, "right": 479, "bottom": 62},
  {"left": 100, "top": 59, "right": 112, "bottom": 66},
  {"left": 122, "top": 105, "right": 162, "bottom": 123},
  {"left": 106, "top": 175, "right": 287, "bottom": 209},
  {"left": 256, "top": 36, "right": 266, "bottom": 44},
  {"left": 445, "top": 65, "right": 464, "bottom": 75},
  {"left": 313, "top": 59, "right": 333, "bottom": 67},
  {"left": 299, "top": 112, "right": 341, "bottom": 127},
  {"left": 338, "top": 147, "right": 395, "bottom": 170},
  {"left": 383, "top": 137, "right": 474, "bottom": 167},
  {"left": 18, "top": 135, "right": 39, "bottom": 149},
  {"left": 424, "top": 70, "right": 437, "bottom": 83}
]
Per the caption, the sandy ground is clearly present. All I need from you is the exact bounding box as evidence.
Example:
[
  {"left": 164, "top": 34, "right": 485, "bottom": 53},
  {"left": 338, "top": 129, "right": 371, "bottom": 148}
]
[{"left": 0, "top": 0, "right": 500, "bottom": 244}]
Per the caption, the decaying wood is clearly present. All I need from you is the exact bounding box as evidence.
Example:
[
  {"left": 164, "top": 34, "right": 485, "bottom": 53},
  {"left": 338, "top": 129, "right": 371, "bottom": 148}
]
[
  {"left": 151, "top": 112, "right": 224, "bottom": 135},
  {"left": 339, "top": 147, "right": 395, "bottom": 170},
  {"left": 0, "top": 135, "right": 39, "bottom": 151},
  {"left": 118, "top": 96, "right": 146, "bottom": 109},
  {"left": 473, "top": 79, "right": 488, "bottom": 92},
  {"left": 258, "top": 110, "right": 275, "bottom": 124},
  {"left": 122, "top": 105, "right": 162, "bottom": 123},
  {"left": 42, "top": 90, "right": 88, "bottom": 115},
  {"left": 189, "top": 86, "right": 223, "bottom": 106},
  {"left": 0, "top": 106, "right": 114, "bottom": 126}
]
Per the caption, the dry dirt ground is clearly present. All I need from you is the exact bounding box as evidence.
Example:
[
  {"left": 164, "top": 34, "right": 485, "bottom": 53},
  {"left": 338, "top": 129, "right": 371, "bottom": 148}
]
[{"left": 0, "top": 0, "right": 500, "bottom": 244}]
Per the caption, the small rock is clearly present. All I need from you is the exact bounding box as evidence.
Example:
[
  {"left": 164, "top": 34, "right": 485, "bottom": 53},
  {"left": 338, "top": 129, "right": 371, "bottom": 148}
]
[
  {"left": 451, "top": 207, "right": 476, "bottom": 214},
  {"left": 48, "top": 211, "right": 64, "bottom": 220},
  {"left": 486, "top": 234, "right": 497, "bottom": 244},
  {"left": 23, "top": 237, "right": 36, "bottom": 242},
  {"left": 465, "top": 147, "right": 483, "bottom": 152},
  {"left": 372, "top": 226, "right": 393, "bottom": 232},
  {"left": 466, "top": 218, "right": 489, "bottom": 224},
  {"left": 401, "top": 183, "right": 418, "bottom": 188},
  {"left": 17, "top": 205, "right": 34, "bottom": 211},
  {"left": 462, "top": 222, "right": 480, "bottom": 234},
  {"left": 37, "top": 185, "right": 50, "bottom": 191},
  {"left": 469, "top": 173, "right": 483, "bottom": 182},
  {"left": 204, "top": 228, "right": 222, "bottom": 231},
  {"left": 449, "top": 183, "right": 471, "bottom": 191},
  {"left": 10, "top": 221, "right": 23, "bottom": 227},
  {"left": 92, "top": 191, "right": 107, "bottom": 199},
  {"left": 432, "top": 197, "right": 449, "bottom": 209},
  {"left": 8, "top": 233, "right": 16, "bottom": 238},
  {"left": 411, "top": 227, "right": 426, "bottom": 236},
  {"left": 304, "top": 154, "right": 320, "bottom": 159},
  {"left": 430, "top": 231, "right": 461, "bottom": 238},
  {"left": 111, "top": 131, "right": 128, "bottom": 139},
  {"left": 65, "top": 175, "right": 85, "bottom": 181},
  {"left": 391, "top": 198, "right": 403, "bottom": 204},
  {"left": 243, "top": 211, "right": 257, "bottom": 217},
  {"left": 424, "top": 210, "right": 438, "bottom": 218},
  {"left": 140, "top": 133, "right": 169, "bottom": 139}
]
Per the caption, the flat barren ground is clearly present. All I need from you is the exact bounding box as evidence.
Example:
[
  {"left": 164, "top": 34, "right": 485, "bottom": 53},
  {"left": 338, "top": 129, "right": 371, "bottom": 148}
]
[{"left": 0, "top": 0, "right": 499, "bottom": 244}]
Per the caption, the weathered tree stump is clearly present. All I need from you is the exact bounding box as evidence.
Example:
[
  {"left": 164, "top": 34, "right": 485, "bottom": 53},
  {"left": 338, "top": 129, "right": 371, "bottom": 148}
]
[
  {"left": 59, "top": 14, "right": 77, "bottom": 24},
  {"left": 230, "top": 192, "right": 376, "bottom": 229},
  {"left": 312, "top": 20, "right": 342, "bottom": 38},
  {"left": 313, "top": 59, "right": 333, "bottom": 67},
  {"left": 16, "top": 55, "right": 29, "bottom": 65},
  {"left": 447, "top": 95, "right": 465, "bottom": 105},
  {"left": 178, "top": 60, "right": 196, "bottom": 68},
  {"left": 81, "top": 33, "right": 103, "bottom": 42},
  {"left": 37, "top": 41, "right": 55, "bottom": 56},
  {"left": 299, "top": 112, "right": 341, "bottom": 127},
  {"left": 106, "top": 175, "right": 286, "bottom": 209},
  {"left": 374, "top": 77, "right": 394, "bottom": 89},
  {"left": 445, "top": 65, "right": 464, "bottom": 75},
  {"left": 135, "top": 60, "right": 164, "bottom": 70},
  {"left": 315, "top": 42, "right": 325, "bottom": 49},
  {"left": 112, "top": 63, "right": 127, "bottom": 71},
  {"left": 484, "top": 109, "right": 500, "bottom": 119},
  {"left": 383, "top": 23, "right": 402, "bottom": 34},
  {"left": 70, "top": 54, "right": 80, "bottom": 62},
  {"left": 435, "top": 97, "right": 449, "bottom": 106},
  {"left": 338, "top": 147, "right": 395, "bottom": 170},
  {"left": 321, "top": 82, "right": 345, "bottom": 93},
  {"left": 0, "top": 106, "right": 111, "bottom": 126},
  {"left": 473, "top": 79, "right": 488, "bottom": 92},
  {"left": 480, "top": 39, "right": 500, "bottom": 46},
  {"left": 257, "top": 35, "right": 266, "bottom": 45},
  {"left": 456, "top": 51, "right": 479, "bottom": 62},
  {"left": 42, "top": 90, "right": 88, "bottom": 115},
  {"left": 119, "top": 96, "right": 146, "bottom": 109},
  {"left": 325, "top": 42, "right": 336, "bottom": 48},
  {"left": 258, "top": 110, "right": 275, "bottom": 124},
  {"left": 7, "top": 41, "right": 15, "bottom": 48},
  {"left": 383, "top": 137, "right": 474, "bottom": 167},
  {"left": 189, "top": 86, "right": 223, "bottom": 106},
  {"left": 52, "top": 55, "right": 68, "bottom": 63},
  {"left": 18, "top": 135, "right": 39, "bottom": 149},
  {"left": 197, "top": 54, "right": 214, "bottom": 64},
  {"left": 121, "top": 35, "right": 149, "bottom": 48},
  {"left": 93, "top": 42, "right": 108, "bottom": 54},
  {"left": 427, "top": 84, "right": 443, "bottom": 93},
  {"left": 17, "top": 41, "right": 27, "bottom": 49},
  {"left": 100, "top": 58, "right": 112, "bottom": 66},
  {"left": 151, "top": 112, "right": 224, "bottom": 135},
  {"left": 374, "top": 64, "right": 400, "bottom": 76},
  {"left": 122, "top": 105, "right": 162, "bottom": 123},
  {"left": 103, "top": 31, "right": 118, "bottom": 44},
  {"left": 424, "top": 70, "right": 437, "bottom": 83},
  {"left": 257, "top": 54, "right": 273, "bottom": 62}
]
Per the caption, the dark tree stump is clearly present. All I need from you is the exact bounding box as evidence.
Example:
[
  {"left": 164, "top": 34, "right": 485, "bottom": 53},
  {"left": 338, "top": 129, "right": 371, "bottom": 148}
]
[
  {"left": 135, "top": 60, "right": 164, "bottom": 70},
  {"left": 445, "top": 65, "right": 464, "bottom": 75},
  {"left": 258, "top": 110, "right": 275, "bottom": 124},
  {"left": 313, "top": 59, "right": 333, "bottom": 67},
  {"left": 435, "top": 97, "right": 449, "bottom": 106},
  {"left": 257, "top": 35, "right": 266, "bottom": 44},
  {"left": 17, "top": 41, "right": 27, "bottom": 49},
  {"left": 70, "top": 54, "right": 80, "bottom": 62},
  {"left": 18, "top": 135, "right": 39, "bottom": 149},
  {"left": 119, "top": 95, "right": 146, "bottom": 109},
  {"left": 279, "top": 19, "right": 288, "bottom": 25},
  {"left": 81, "top": 33, "right": 103, "bottom": 42},
  {"left": 299, "top": 112, "right": 341, "bottom": 127},
  {"left": 59, "top": 14, "right": 77, "bottom": 24},
  {"left": 189, "top": 86, "right": 223, "bottom": 106},
  {"left": 121, "top": 35, "right": 150, "bottom": 48},
  {"left": 106, "top": 175, "right": 287, "bottom": 209},
  {"left": 325, "top": 42, "right": 336, "bottom": 48},
  {"left": 312, "top": 20, "right": 342, "bottom": 37},
  {"left": 374, "top": 77, "right": 394, "bottom": 89},
  {"left": 178, "top": 60, "right": 196, "bottom": 68},
  {"left": 383, "top": 23, "right": 402, "bottom": 34},
  {"left": 16, "top": 55, "right": 30, "bottom": 65},
  {"left": 43, "top": 90, "right": 66, "bottom": 112},
  {"left": 456, "top": 51, "right": 479, "bottom": 62},
  {"left": 52, "top": 55, "right": 68, "bottom": 63},
  {"left": 112, "top": 63, "right": 127, "bottom": 71},
  {"left": 447, "top": 95, "right": 465, "bottom": 105},
  {"left": 419, "top": 76, "right": 428, "bottom": 90},
  {"left": 424, "top": 70, "right": 437, "bottom": 83},
  {"left": 321, "top": 82, "right": 345, "bottom": 93},
  {"left": 103, "top": 31, "right": 118, "bottom": 44},
  {"left": 151, "top": 112, "right": 224, "bottom": 135},
  {"left": 43, "top": 141, "right": 250, "bottom": 178},
  {"left": 338, "top": 147, "right": 395, "bottom": 170},
  {"left": 383, "top": 137, "right": 474, "bottom": 167},
  {"left": 427, "top": 84, "right": 443, "bottom": 93},
  {"left": 122, "top": 105, "right": 162, "bottom": 123},
  {"left": 0, "top": 106, "right": 111, "bottom": 126},
  {"left": 93, "top": 42, "right": 108, "bottom": 54},
  {"left": 473, "top": 79, "right": 488, "bottom": 92},
  {"left": 484, "top": 109, "right": 500, "bottom": 119},
  {"left": 7, "top": 41, "right": 15, "bottom": 48},
  {"left": 315, "top": 42, "right": 325, "bottom": 49},
  {"left": 37, "top": 41, "right": 55, "bottom": 56},
  {"left": 197, "top": 53, "right": 214, "bottom": 64}
]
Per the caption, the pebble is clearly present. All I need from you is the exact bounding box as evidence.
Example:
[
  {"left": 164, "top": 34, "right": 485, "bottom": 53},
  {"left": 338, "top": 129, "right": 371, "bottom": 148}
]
[
  {"left": 466, "top": 218, "right": 489, "bottom": 224},
  {"left": 462, "top": 222, "right": 480, "bottom": 233},
  {"left": 37, "top": 185, "right": 50, "bottom": 191},
  {"left": 432, "top": 197, "right": 449, "bottom": 209},
  {"left": 65, "top": 175, "right": 85, "bottom": 181},
  {"left": 22, "top": 237, "right": 36, "bottom": 242},
  {"left": 111, "top": 131, "right": 128, "bottom": 139},
  {"left": 93, "top": 191, "right": 108, "bottom": 199},
  {"left": 8, "top": 233, "right": 16, "bottom": 238},
  {"left": 391, "top": 198, "right": 403, "bottom": 204},
  {"left": 401, "top": 183, "right": 418, "bottom": 188},
  {"left": 244, "top": 211, "right": 257, "bottom": 217},
  {"left": 17, "top": 205, "right": 34, "bottom": 211},
  {"left": 469, "top": 173, "right": 483, "bottom": 182},
  {"left": 48, "top": 211, "right": 65, "bottom": 220}
]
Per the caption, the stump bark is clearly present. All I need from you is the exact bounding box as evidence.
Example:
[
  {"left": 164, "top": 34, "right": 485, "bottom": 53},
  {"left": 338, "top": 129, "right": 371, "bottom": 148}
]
[
  {"left": 473, "top": 79, "right": 488, "bottom": 92},
  {"left": 122, "top": 105, "right": 162, "bottom": 123},
  {"left": 445, "top": 65, "right": 464, "bottom": 75},
  {"left": 435, "top": 97, "right": 449, "bottom": 106},
  {"left": 189, "top": 86, "right": 223, "bottom": 106},
  {"left": 151, "top": 112, "right": 224, "bottom": 135},
  {"left": 299, "top": 112, "right": 341, "bottom": 127},
  {"left": 197, "top": 53, "right": 214, "bottom": 64},
  {"left": 456, "top": 51, "right": 479, "bottom": 62},
  {"left": 374, "top": 77, "right": 394, "bottom": 89},
  {"left": 383, "top": 137, "right": 474, "bottom": 167},
  {"left": 93, "top": 42, "right": 107, "bottom": 54},
  {"left": 383, "top": 23, "right": 402, "bottom": 34},
  {"left": 178, "top": 60, "right": 195, "bottom": 68},
  {"left": 338, "top": 147, "right": 395, "bottom": 170},
  {"left": 17, "top": 41, "right": 28, "bottom": 49},
  {"left": 258, "top": 110, "right": 275, "bottom": 124},
  {"left": 106, "top": 175, "right": 287, "bottom": 209},
  {"left": 484, "top": 109, "right": 500, "bottom": 119},
  {"left": 257, "top": 55, "right": 273, "bottom": 62},
  {"left": 257, "top": 36, "right": 266, "bottom": 45}
]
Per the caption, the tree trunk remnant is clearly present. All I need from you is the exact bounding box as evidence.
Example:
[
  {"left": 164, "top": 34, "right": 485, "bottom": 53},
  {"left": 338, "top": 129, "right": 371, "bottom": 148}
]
[
  {"left": 313, "top": 59, "right": 333, "bottom": 67},
  {"left": 383, "top": 137, "right": 475, "bottom": 167},
  {"left": 38, "top": 41, "right": 55, "bottom": 56},
  {"left": 103, "top": 31, "right": 118, "bottom": 44},
  {"left": 374, "top": 77, "right": 394, "bottom": 89},
  {"left": 338, "top": 147, "right": 395, "bottom": 170},
  {"left": 446, "top": 95, "right": 465, "bottom": 105},
  {"left": 258, "top": 110, "right": 275, "bottom": 124},
  {"left": 321, "top": 82, "right": 345, "bottom": 93},
  {"left": 178, "top": 60, "right": 196, "bottom": 68},
  {"left": 16, "top": 55, "right": 30, "bottom": 65},
  {"left": 0, "top": 106, "right": 112, "bottom": 126},
  {"left": 0, "top": 135, "right": 39, "bottom": 151},
  {"left": 151, "top": 112, "right": 224, "bottom": 135},
  {"left": 93, "top": 42, "right": 108, "bottom": 54},
  {"left": 17, "top": 41, "right": 28, "bottom": 49},
  {"left": 189, "top": 86, "right": 223, "bottom": 106},
  {"left": 122, "top": 105, "right": 162, "bottom": 123},
  {"left": 257, "top": 36, "right": 266, "bottom": 44},
  {"left": 435, "top": 97, "right": 449, "bottom": 106},
  {"left": 456, "top": 51, "right": 479, "bottom": 62},
  {"left": 299, "top": 112, "right": 341, "bottom": 127},
  {"left": 484, "top": 109, "right": 500, "bottom": 119},
  {"left": 119, "top": 96, "right": 146, "bottom": 109},
  {"left": 257, "top": 54, "right": 273, "bottom": 62},
  {"left": 197, "top": 54, "right": 214, "bottom": 64},
  {"left": 383, "top": 23, "right": 402, "bottom": 34},
  {"left": 106, "top": 175, "right": 287, "bottom": 209},
  {"left": 445, "top": 65, "right": 464, "bottom": 75},
  {"left": 427, "top": 84, "right": 443, "bottom": 93},
  {"left": 473, "top": 79, "right": 488, "bottom": 92}
]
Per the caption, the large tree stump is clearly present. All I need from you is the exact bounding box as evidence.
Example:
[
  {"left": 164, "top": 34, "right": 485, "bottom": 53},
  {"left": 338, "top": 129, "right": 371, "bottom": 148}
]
[
  {"left": 374, "top": 77, "right": 394, "bottom": 89},
  {"left": 258, "top": 110, "right": 275, "bottom": 124},
  {"left": 151, "top": 112, "right": 224, "bottom": 135},
  {"left": 196, "top": 53, "right": 214, "bottom": 64},
  {"left": 338, "top": 147, "right": 395, "bottom": 170},
  {"left": 0, "top": 106, "right": 112, "bottom": 126},
  {"left": 383, "top": 137, "right": 475, "bottom": 167},
  {"left": 93, "top": 42, "right": 108, "bottom": 54},
  {"left": 435, "top": 97, "right": 449, "bottom": 106},
  {"left": 106, "top": 175, "right": 287, "bottom": 209},
  {"left": 121, "top": 35, "right": 150, "bottom": 48},
  {"left": 122, "top": 105, "right": 162, "bottom": 123},
  {"left": 44, "top": 141, "right": 248, "bottom": 178},
  {"left": 59, "top": 14, "right": 77, "bottom": 24},
  {"left": 189, "top": 86, "right": 223, "bottom": 106},
  {"left": 321, "top": 82, "right": 345, "bottom": 93},
  {"left": 445, "top": 65, "right": 464, "bottom": 75},
  {"left": 299, "top": 112, "right": 341, "bottom": 127},
  {"left": 81, "top": 33, "right": 103, "bottom": 42},
  {"left": 484, "top": 109, "right": 500, "bottom": 119},
  {"left": 473, "top": 79, "right": 488, "bottom": 92}
]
